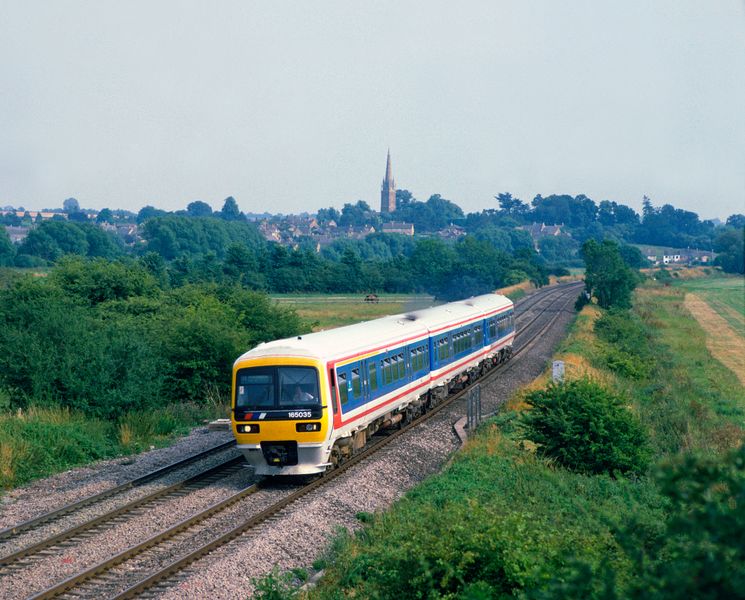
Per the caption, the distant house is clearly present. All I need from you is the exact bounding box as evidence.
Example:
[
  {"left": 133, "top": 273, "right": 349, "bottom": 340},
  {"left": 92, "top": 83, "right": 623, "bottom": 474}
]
[
  {"left": 116, "top": 224, "right": 139, "bottom": 240},
  {"left": 525, "top": 222, "right": 564, "bottom": 239},
  {"left": 520, "top": 222, "right": 567, "bottom": 251},
  {"left": 258, "top": 221, "right": 281, "bottom": 242},
  {"left": 4, "top": 225, "right": 30, "bottom": 244},
  {"left": 437, "top": 225, "right": 466, "bottom": 240},
  {"left": 346, "top": 225, "right": 376, "bottom": 239},
  {"left": 381, "top": 221, "right": 414, "bottom": 236}
]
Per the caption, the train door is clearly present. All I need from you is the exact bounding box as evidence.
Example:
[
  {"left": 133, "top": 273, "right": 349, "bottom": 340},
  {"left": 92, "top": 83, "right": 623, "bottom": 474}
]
[{"left": 363, "top": 358, "right": 379, "bottom": 404}]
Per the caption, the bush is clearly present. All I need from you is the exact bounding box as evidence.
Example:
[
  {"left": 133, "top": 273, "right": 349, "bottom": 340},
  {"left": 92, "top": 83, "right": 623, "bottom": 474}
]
[
  {"left": 310, "top": 433, "right": 663, "bottom": 600},
  {"left": 520, "top": 378, "right": 650, "bottom": 476},
  {"left": 594, "top": 309, "right": 651, "bottom": 379},
  {"left": 626, "top": 445, "right": 745, "bottom": 599},
  {"left": 575, "top": 291, "right": 590, "bottom": 311}
]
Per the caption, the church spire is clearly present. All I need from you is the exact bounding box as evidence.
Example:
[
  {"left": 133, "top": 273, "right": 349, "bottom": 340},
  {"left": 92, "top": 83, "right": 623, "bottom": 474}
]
[{"left": 380, "top": 149, "right": 396, "bottom": 213}]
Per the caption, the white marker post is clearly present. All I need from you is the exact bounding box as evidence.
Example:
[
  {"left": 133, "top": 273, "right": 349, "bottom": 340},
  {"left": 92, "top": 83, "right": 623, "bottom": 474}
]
[{"left": 552, "top": 360, "right": 565, "bottom": 383}]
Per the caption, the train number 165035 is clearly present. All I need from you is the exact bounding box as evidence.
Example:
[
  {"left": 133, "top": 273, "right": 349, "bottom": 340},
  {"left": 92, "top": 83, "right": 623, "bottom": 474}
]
[{"left": 288, "top": 411, "right": 312, "bottom": 419}]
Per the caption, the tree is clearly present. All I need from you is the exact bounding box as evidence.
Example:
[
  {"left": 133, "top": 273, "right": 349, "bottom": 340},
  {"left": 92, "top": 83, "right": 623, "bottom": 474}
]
[
  {"left": 424, "top": 194, "right": 464, "bottom": 228},
  {"left": 50, "top": 256, "right": 159, "bottom": 305},
  {"left": 338, "top": 201, "right": 378, "bottom": 228},
  {"left": 538, "top": 236, "right": 579, "bottom": 264},
  {"left": 726, "top": 214, "right": 745, "bottom": 228},
  {"left": 316, "top": 207, "right": 340, "bottom": 225},
  {"left": 520, "top": 378, "right": 650, "bottom": 476},
  {"left": 496, "top": 192, "right": 528, "bottom": 218},
  {"left": 220, "top": 196, "right": 242, "bottom": 221},
  {"left": 396, "top": 189, "right": 415, "bottom": 207},
  {"left": 63, "top": 197, "right": 80, "bottom": 213},
  {"left": 139, "top": 251, "right": 169, "bottom": 286},
  {"left": 186, "top": 201, "right": 213, "bottom": 218},
  {"left": 137, "top": 205, "right": 167, "bottom": 224},
  {"left": 223, "top": 242, "right": 258, "bottom": 282},
  {"left": 408, "top": 238, "right": 456, "bottom": 291},
  {"left": 67, "top": 211, "right": 89, "bottom": 222},
  {"left": 713, "top": 227, "right": 744, "bottom": 274},
  {"left": 581, "top": 239, "right": 638, "bottom": 309},
  {"left": 96, "top": 208, "right": 114, "bottom": 223},
  {"left": 0, "top": 227, "right": 15, "bottom": 266},
  {"left": 619, "top": 244, "right": 648, "bottom": 269},
  {"left": 79, "top": 223, "right": 124, "bottom": 258}
]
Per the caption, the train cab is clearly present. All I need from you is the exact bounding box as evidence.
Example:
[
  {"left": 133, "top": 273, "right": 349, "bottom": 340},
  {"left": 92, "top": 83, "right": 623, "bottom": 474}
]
[{"left": 232, "top": 353, "right": 333, "bottom": 475}]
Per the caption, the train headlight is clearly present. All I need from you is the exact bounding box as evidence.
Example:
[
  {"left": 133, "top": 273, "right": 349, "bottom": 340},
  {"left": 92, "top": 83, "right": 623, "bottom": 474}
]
[
  {"left": 296, "top": 422, "right": 321, "bottom": 432},
  {"left": 237, "top": 424, "right": 260, "bottom": 434}
]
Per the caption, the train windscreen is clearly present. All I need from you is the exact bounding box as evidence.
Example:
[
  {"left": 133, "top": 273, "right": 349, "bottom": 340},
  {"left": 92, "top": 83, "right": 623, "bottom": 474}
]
[{"left": 235, "top": 366, "right": 320, "bottom": 411}]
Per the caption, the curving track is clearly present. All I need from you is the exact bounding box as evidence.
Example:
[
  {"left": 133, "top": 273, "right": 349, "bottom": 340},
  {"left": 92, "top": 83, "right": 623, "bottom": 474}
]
[{"left": 1, "top": 282, "right": 582, "bottom": 600}]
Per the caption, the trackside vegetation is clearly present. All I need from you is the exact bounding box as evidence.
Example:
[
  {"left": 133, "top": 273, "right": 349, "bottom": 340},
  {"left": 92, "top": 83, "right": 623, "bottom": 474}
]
[
  {"left": 520, "top": 378, "right": 650, "bottom": 476},
  {"left": 0, "top": 259, "right": 309, "bottom": 488},
  {"left": 257, "top": 273, "right": 745, "bottom": 599}
]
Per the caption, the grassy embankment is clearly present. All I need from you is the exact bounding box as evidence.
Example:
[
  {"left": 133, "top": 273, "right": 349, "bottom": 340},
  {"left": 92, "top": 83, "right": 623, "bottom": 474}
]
[
  {"left": 278, "top": 274, "right": 745, "bottom": 599},
  {"left": 0, "top": 401, "right": 226, "bottom": 490}
]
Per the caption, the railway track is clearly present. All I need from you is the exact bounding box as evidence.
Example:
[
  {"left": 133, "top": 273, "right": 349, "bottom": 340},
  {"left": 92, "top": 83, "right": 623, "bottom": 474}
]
[
  {"left": 4, "top": 282, "right": 582, "bottom": 599},
  {"left": 0, "top": 440, "right": 237, "bottom": 543}
]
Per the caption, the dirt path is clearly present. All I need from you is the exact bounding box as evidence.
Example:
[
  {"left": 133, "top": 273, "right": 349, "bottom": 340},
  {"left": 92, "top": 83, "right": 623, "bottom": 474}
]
[{"left": 684, "top": 293, "right": 745, "bottom": 387}]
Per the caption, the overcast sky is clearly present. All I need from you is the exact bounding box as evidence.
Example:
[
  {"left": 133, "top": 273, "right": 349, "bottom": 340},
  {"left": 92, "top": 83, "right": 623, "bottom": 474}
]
[{"left": 1, "top": 1, "right": 744, "bottom": 219}]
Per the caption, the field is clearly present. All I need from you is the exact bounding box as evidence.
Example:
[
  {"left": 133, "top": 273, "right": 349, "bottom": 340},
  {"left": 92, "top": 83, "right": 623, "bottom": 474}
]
[
  {"left": 271, "top": 294, "right": 436, "bottom": 329},
  {"left": 677, "top": 275, "right": 745, "bottom": 336}
]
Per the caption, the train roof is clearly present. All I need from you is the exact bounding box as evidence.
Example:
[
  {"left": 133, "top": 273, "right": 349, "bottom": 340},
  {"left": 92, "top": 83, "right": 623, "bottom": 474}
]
[{"left": 235, "top": 293, "right": 513, "bottom": 365}]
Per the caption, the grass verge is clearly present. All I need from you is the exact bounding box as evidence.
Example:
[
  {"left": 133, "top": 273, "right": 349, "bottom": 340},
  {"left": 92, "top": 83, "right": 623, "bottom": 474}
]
[{"left": 0, "top": 400, "right": 227, "bottom": 490}]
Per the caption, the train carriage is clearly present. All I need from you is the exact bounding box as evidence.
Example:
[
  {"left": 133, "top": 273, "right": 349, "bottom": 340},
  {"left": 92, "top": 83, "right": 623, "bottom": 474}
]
[{"left": 232, "top": 293, "right": 514, "bottom": 475}]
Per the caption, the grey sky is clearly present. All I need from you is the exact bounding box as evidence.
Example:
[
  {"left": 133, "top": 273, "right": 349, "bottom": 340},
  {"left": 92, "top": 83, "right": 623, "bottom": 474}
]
[{"left": 1, "top": 1, "right": 744, "bottom": 220}]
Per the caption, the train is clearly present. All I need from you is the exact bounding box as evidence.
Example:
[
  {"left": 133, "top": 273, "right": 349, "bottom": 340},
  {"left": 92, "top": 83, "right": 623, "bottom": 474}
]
[{"left": 231, "top": 293, "right": 515, "bottom": 475}]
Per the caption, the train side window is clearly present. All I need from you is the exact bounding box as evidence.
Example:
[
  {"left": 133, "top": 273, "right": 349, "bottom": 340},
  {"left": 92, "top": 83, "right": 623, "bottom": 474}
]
[
  {"left": 410, "top": 348, "right": 418, "bottom": 372},
  {"left": 338, "top": 372, "right": 348, "bottom": 405},
  {"left": 383, "top": 358, "right": 392, "bottom": 384},
  {"left": 351, "top": 368, "right": 361, "bottom": 397},
  {"left": 396, "top": 352, "right": 404, "bottom": 379},
  {"left": 368, "top": 362, "right": 378, "bottom": 392},
  {"left": 475, "top": 325, "right": 483, "bottom": 346}
]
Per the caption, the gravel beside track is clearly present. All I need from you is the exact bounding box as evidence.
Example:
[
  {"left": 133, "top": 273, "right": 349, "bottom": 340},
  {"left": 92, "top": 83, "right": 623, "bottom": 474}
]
[
  {"left": 0, "top": 284, "right": 579, "bottom": 599},
  {"left": 155, "top": 288, "right": 579, "bottom": 599},
  {"left": 0, "top": 429, "right": 234, "bottom": 532}
]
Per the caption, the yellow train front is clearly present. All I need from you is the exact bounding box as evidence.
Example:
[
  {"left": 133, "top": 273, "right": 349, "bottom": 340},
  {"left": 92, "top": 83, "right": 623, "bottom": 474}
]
[{"left": 232, "top": 353, "right": 333, "bottom": 476}]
